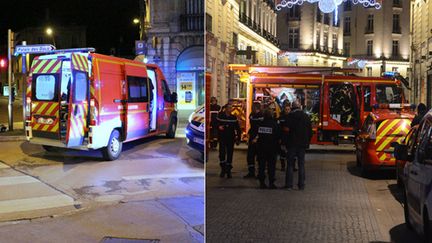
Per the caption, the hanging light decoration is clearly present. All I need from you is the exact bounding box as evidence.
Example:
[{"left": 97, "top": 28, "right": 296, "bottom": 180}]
[{"left": 276, "top": 0, "right": 381, "bottom": 14}]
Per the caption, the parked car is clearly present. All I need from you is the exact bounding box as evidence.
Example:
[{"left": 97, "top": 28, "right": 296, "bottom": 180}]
[
  {"left": 185, "top": 105, "right": 204, "bottom": 157},
  {"left": 395, "top": 110, "right": 432, "bottom": 241},
  {"left": 394, "top": 125, "right": 418, "bottom": 187},
  {"left": 355, "top": 110, "right": 413, "bottom": 176}
]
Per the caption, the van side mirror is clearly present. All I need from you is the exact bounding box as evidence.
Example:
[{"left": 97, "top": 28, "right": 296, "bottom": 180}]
[
  {"left": 394, "top": 144, "right": 408, "bottom": 161},
  {"left": 171, "top": 92, "right": 178, "bottom": 103}
]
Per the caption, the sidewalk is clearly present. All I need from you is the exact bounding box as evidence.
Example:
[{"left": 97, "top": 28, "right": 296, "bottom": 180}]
[{"left": 0, "top": 195, "right": 204, "bottom": 243}]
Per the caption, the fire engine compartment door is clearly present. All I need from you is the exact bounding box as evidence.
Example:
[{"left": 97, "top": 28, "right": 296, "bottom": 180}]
[{"left": 146, "top": 68, "right": 157, "bottom": 131}]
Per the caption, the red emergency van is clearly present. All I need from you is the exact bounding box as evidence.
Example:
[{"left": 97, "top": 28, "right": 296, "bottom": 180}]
[{"left": 25, "top": 48, "right": 178, "bottom": 160}]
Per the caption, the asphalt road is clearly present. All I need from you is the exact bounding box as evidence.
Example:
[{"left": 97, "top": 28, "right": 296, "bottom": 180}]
[
  {"left": 0, "top": 136, "right": 204, "bottom": 243},
  {"left": 206, "top": 146, "right": 422, "bottom": 243}
]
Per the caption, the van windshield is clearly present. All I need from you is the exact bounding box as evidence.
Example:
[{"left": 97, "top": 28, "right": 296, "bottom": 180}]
[{"left": 376, "top": 85, "right": 402, "bottom": 104}]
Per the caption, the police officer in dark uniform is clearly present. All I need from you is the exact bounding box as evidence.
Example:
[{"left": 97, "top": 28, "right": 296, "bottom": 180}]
[
  {"left": 244, "top": 101, "right": 263, "bottom": 179},
  {"left": 210, "top": 97, "right": 221, "bottom": 148},
  {"left": 278, "top": 101, "right": 291, "bottom": 171},
  {"left": 255, "top": 109, "right": 280, "bottom": 189},
  {"left": 217, "top": 104, "right": 241, "bottom": 178}
]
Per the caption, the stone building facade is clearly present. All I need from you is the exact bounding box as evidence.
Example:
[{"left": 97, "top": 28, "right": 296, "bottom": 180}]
[{"left": 145, "top": 0, "right": 204, "bottom": 111}]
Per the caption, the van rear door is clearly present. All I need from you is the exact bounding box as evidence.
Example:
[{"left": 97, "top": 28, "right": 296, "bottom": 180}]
[
  {"left": 66, "top": 54, "right": 89, "bottom": 147},
  {"left": 124, "top": 64, "right": 150, "bottom": 140},
  {"left": 30, "top": 58, "right": 62, "bottom": 140},
  {"left": 375, "top": 118, "right": 411, "bottom": 162}
]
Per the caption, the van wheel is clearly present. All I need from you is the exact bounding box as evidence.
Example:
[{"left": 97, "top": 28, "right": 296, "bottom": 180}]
[
  {"left": 425, "top": 208, "right": 432, "bottom": 243},
  {"left": 166, "top": 118, "right": 177, "bottom": 138},
  {"left": 102, "top": 130, "right": 122, "bottom": 161},
  {"left": 404, "top": 190, "right": 413, "bottom": 230},
  {"left": 42, "top": 145, "right": 57, "bottom": 152}
]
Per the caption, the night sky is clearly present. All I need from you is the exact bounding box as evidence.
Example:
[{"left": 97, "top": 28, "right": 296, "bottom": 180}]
[{"left": 0, "top": 0, "right": 140, "bottom": 55}]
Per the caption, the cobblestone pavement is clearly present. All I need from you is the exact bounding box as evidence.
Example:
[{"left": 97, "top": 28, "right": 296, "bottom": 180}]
[{"left": 206, "top": 147, "right": 421, "bottom": 243}]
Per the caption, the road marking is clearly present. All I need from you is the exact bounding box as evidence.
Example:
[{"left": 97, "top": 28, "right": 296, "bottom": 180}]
[
  {"left": 0, "top": 194, "right": 75, "bottom": 214},
  {"left": 0, "top": 163, "right": 9, "bottom": 169},
  {"left": 0, "top": 176, "right": 39, "bottom": 186},
  {"left": 122, "top": 172, "right": 204, "bottom": 181}
]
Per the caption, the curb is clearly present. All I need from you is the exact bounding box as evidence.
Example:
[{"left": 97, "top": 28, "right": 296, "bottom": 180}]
[{"left": 0, "top": 136, "right": 26, "bottom": 142}]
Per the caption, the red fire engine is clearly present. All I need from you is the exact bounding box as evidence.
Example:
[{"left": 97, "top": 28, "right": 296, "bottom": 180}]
[
  {"left": 25, "top": 48, "right": 178, "bottom": 160},
  {"left": 228, "top": 65, "right": 412, "bottom": 145}
]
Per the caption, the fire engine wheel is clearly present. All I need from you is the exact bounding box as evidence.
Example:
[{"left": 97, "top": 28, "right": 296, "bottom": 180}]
[
  {"left": 166, "top": 118, "right": 177, "bottom": 138},
  {"left": 102, "top": 130, "right": 123, "bottom": 161}
]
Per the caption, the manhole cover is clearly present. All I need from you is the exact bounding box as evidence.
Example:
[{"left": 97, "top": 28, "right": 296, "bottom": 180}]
[{"left": 101, "top": 237, "right": 160, "bottom": 243}]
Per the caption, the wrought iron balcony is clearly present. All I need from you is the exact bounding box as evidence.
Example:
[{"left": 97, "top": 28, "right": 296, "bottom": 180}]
[{"left": 180, "top": 14, "right": 204, "bottom": 32}]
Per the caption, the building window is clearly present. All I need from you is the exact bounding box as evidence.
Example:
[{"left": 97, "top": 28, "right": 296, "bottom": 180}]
[
  {"left": 333, "top": 12, "right": 340, "bottom": 27},
  {"left": 233, "top": 33, "right": 238, "bottom": 49},
  {"left": 392, "top": 67, "right": 399, "bottom": 72},
  {"left": 344, "top": 17, "right": 351, "bottom": 35},
  {"left": 344, "top": 1, "right": 352, "bottom": 11},
  {"left": 367, "top": 67, "right": 372, "bottom": 77},
  {"left": 393, "top": 14, "right": 401, "bottom": 33},
  {"left": 324, "top": 14, "right": 330, "bottom": 25},
  {"left": 316, "top": 31, "right": 320, "bottom": 48},
  {"left": 332, "top": 34, "right": 337, "bottom": 52},
  {"left": 366, "top": 14, "right": 374, "bottom": 33},
  {"left": 288, "top": 28, "right": 299, "bottom": 49},
  {"left": 206, "top": 13, "right": 212, "bottom": 32},
  {"left": 367, "top": 40, "right": 373, "bottom": 56},
  {"left": 393, "top": 0, "right": 401, "bottom": 7},
  {"left": 317, "top": 10, "right": 322, "bottom": 23},
  {"left": 288, "top": 5, "right": 300, "bottom": 20},
  {"left": 323, "top": 32, "right": 328, "bottom": 51},
  {"left": 392, "top": 40, "right": 399, "bottom": 57},
  {"left": 344, "top": 42, "right": 350, "bottom": 56}
]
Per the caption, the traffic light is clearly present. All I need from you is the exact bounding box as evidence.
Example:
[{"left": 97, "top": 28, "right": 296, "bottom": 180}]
[{"left": 0, "top": 59, "right": 6, "bottom": 68}]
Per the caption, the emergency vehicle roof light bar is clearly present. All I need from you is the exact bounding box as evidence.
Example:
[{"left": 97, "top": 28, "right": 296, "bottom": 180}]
[{"left": 45, "top": 47, "right": 96, "bottom": 54}]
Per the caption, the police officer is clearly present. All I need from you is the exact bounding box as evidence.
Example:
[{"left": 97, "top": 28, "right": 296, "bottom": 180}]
[
  {"left": 210, "top": 97, "right": 221, "bottom": 149},
  {"left": 278, "top": 101, "right": 291, "bottom": 171},
  {"left": 217, "top": 104, "right": 241, "bottom": 178},
  {"left": 255, "top": 109, "right": 280, "bottom": 189},
  {"left": 244, "top": 101, "right": 263, "bottom": 179}
]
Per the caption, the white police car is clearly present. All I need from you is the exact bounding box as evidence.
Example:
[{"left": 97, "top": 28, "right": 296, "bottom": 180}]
[
  {"left": 185, "top": 105, "right": 205, "bottom": 155},
  {"left": 395, "top": 110, "right": 432, "bottom": 241}
]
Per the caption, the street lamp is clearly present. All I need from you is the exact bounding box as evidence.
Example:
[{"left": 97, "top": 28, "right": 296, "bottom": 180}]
[
  {"left": 45, "top": 27, "right": 56, "bottom": 46},
  {"left": 133, "top": 18, "right": 140, "bottom": 24}
]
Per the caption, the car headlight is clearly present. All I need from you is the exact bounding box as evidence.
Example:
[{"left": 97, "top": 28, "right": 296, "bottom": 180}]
[{"left": 188, "top": 112, "right": 194, "bottom": 123}]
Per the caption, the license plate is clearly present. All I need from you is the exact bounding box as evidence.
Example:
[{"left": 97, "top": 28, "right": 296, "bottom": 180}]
[{"left": 193, "top": 137, "right": 204, "bottom": 145}]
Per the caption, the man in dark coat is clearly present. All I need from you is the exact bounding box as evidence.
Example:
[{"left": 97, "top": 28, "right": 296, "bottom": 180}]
[
  {"left": 244, "top": 101, "right": 263, "bottom": 178},
  {"left": 284, "top": 100, "right": 313, "bottom": 190},
  {"left": 217, "top": 104, "right": 241, "bottom": 178},
  {"left": 255, "top": 109, "right": 281, "bottom": 189},
  {"left": 411, "top": 103, "right": 427, "bottom": 127}
]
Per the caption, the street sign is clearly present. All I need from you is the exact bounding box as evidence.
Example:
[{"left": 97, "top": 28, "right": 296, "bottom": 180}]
[
  {"left": 14, "top": 44, "right": 56, "bottom": 56},
  {"left": 135, "top": 40, "right": 147, "bottom": 55}
]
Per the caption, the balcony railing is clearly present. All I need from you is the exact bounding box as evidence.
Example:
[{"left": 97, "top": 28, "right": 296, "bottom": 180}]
[
  {"left": 180, "top": 14, "right": 204, "bottom": 32},
  {"left": 280, "top": 44, "right": 345, "bottom": 56},
  {"left": 392, "top": 27, "right": 401, "bottom": 34},
  {"left": 239, "top": 12, "right": 280, "bottom": 47},
  {"left": 365, "top": 27, "right": 374, "bottom": 34}
]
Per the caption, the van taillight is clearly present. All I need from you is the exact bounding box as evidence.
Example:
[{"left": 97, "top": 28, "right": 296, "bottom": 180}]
[
  {"left": 90, "top": 98, "right": 97, "bottom": 125},
  {"left": 25, "top": 97, "right": 31, "bottom": 120}
]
